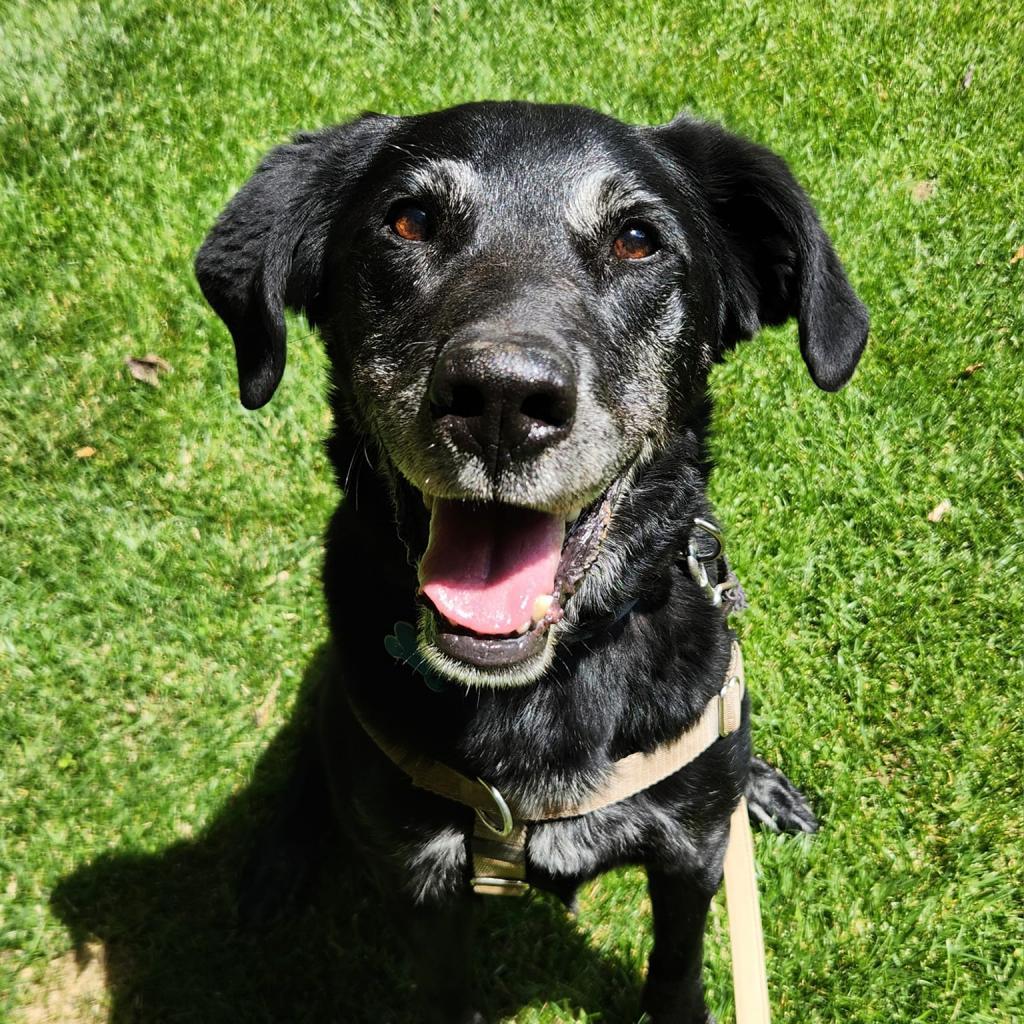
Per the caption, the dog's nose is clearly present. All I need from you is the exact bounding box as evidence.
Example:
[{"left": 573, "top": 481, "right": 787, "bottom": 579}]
[{"left": 429, "top": 335, "right": 577, "bottom": 466}]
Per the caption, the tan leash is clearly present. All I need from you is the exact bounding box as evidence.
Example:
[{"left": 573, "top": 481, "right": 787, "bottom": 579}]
[{"left": 724, "top": 796, "right": 771, "bottom": 1024}]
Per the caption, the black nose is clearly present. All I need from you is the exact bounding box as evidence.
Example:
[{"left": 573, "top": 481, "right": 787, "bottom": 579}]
[{"left": 429, "top": 335, "right": 577, "bottom": 467}]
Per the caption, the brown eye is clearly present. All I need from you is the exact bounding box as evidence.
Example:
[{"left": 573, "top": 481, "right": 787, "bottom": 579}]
[
  {"left": 388, "top": 202, "right": 431, "bottom": 242},
  {"left": 613, "top": 222, "right": 659, "bottom": 260}
]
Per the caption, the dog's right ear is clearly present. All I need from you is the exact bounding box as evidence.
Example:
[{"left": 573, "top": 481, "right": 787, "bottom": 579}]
[{"left": 195, "top": 115, "right": 392, "bottom": 408}]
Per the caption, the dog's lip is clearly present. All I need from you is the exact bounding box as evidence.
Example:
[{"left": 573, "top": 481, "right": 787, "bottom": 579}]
[{"left": 430, "top": 617, "right": 552, "bottom": 668}]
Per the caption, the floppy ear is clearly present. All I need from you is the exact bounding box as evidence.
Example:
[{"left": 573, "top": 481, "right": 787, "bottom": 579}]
[
  {"left": 195, "top": 115, "right": 392, "bottom": 408},
  {"left": 655, "top": 116, "right": 868, "bottom": 391}
]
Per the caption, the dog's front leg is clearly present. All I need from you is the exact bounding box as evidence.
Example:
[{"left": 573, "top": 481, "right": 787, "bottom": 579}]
[
  {"left": 404, "top": 894, "right": 483, "bottom": 1024},
  {"left": 641, "top": 867, "right": 716, "bottom": 1023}
]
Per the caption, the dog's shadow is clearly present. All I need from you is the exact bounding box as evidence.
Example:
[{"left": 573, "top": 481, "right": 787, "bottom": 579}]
[{"left": 52, "top": 646, "right": 647, "bottom": 1023}]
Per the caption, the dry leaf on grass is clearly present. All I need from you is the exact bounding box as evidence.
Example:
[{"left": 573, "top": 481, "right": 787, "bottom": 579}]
[
  {"left": 1010, "top": 244, "right": 1024, "bottom": 265},
  {"left": 74, "top": 446, "right": 96, "bottom": 459},
  {"left": 958, "top": 362, "right": 984, "bottom": 379},
  {"left": 927, "top": 499, "right": 952, "bottom": 523},
  {"left": 254, "top": 677, "right": 281, "bottom": 728},
  {"left": 125, "top": 353, "right": 173, "bottom": 387},
  {"left": 910, "top": 180, "right": 937, "bottom": 203}
]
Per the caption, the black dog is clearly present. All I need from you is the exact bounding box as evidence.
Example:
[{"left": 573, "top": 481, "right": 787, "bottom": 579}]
[{"left": 196, "top": 101, "right": 866, "bottom": 1023}]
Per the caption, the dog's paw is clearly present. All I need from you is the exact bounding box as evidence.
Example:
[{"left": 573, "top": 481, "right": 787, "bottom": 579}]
[{"left": 746, "top": 757, "right": 819, "bottom": 834}]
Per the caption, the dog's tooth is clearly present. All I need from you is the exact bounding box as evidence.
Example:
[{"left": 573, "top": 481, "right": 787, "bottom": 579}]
[
  {"left": 516, "top": 620, "right": 531, "bottom": 635},
  {"left": 422, "top": 493, "right": 434, "bottom": 512},
  {"left": 565, "top": 506, "right": 583, "bottom": 525},
  {"left": 531, "top": 594, "right": 554, "bottom": 623}
]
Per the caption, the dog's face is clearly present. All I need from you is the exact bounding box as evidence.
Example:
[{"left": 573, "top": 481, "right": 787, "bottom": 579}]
[
  {"left": 196, "top": 101, "right": 867, "bottom": 687},
  {"left": 333, "top": 112, "right": 683, "bottom": 514}
]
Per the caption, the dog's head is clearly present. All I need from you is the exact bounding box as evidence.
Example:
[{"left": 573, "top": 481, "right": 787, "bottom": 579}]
[{"left": 196, "top": 101, "right": 867, "bottom": 687}]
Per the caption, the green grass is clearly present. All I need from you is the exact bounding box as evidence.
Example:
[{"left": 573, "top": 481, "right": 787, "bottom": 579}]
[{"left": 1, "top": 0, "right": 1022, "bottom": 1020}]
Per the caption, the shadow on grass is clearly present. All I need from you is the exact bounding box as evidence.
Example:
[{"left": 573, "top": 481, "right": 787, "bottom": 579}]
[{"left": 52, "top": 646, "right": 645, "bottom": 1023}]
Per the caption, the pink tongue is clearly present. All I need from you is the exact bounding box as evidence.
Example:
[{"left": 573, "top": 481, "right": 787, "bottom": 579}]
[{"left": 418, "top": 500, "right": 565, "bottom": 636}]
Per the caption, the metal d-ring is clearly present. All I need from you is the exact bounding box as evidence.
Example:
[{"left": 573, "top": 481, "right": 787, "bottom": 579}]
[
  {"left": 691, "top": 517, "right": 723, "bottom": 560},
  {"left": 475, "top": 777, "right": 514, "bottom": 837},
  {"left": 687, "top": 517, "right": 728, "bottom": 608}
]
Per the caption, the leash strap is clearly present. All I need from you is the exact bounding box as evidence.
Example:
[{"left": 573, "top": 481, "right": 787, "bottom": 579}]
[{"left": 724, "top": 796, "right": 772, "bottom": 1024}]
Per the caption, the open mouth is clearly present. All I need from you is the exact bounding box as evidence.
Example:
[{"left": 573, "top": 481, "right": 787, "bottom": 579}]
[{"left": 415, "top": 492, "right": 613, "bottom": 684}]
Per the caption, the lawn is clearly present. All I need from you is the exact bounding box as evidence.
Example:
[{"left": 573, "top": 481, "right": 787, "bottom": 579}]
[{"left": 1, "top": 0, "right": 1022, "bottom": 1021}]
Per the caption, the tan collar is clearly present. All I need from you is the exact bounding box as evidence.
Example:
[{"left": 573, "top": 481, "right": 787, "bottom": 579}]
[{"left": 351, "top": 640, "right": 744, "bottom": 841}]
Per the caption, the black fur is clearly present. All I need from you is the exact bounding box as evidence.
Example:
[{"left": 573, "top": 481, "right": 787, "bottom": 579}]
[{"left": 196, "top": 101, "right": 864, "bottom": 1023}]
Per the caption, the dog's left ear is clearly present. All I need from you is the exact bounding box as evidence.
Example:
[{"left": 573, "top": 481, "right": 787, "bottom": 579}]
[
  {"left": 195, "top": 114, "right": 392, "bottom": 409},
  {"left": 654, "top": 116, "right": 868, "bottom": 390}
]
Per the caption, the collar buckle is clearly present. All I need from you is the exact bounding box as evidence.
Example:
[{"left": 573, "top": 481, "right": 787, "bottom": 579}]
[
  {"left": 470, "top": 876, "right": 529, "bottom": 896},
  {"left": 719, "top": 675, "right": 743, "bottom": 737}
]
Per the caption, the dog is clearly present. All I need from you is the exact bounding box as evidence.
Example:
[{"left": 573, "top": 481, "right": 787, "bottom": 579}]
[{"left": 195, "top": 100, "right": 867, "bottom": 1023}]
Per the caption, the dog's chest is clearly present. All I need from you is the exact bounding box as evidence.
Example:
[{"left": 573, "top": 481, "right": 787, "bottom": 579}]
[
  {"left": 401, "top": 795, "right": 708, "bottom": 905},
  {"left": 526, "top": 797, "right": 704, "bottom": 879}
]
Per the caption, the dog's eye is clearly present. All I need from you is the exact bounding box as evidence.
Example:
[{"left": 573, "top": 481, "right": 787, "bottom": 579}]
[
  {"left": 388, "top": 202, "right": 432, "bottom": 242},
  {"left": 613, "top": 222, "right": 659, "bottom": 260}
]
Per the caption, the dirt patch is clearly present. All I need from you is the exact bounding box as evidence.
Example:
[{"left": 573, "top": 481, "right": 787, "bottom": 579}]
[{"left": 9, "top": 942, "right": 109, "bottom": 1024}]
